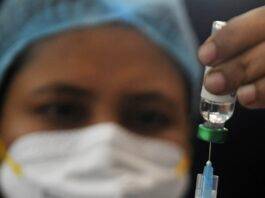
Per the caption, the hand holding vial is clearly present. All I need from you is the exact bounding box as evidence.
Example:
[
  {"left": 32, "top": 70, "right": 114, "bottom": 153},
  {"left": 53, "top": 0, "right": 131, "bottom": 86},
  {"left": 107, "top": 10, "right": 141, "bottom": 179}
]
[{"left": 198, "top": 6, "right": 265, "bottom": 109}]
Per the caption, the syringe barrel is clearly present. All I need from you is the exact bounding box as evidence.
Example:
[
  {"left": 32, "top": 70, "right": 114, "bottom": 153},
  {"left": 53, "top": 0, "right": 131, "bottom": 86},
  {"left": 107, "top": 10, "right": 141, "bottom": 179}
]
[{"left": 195, "top": 174, "right": 219, "bottom": 198}]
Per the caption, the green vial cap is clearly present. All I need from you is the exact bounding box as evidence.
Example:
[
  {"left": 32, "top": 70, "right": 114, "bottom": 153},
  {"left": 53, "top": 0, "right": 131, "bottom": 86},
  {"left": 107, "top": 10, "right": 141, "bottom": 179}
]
[{"left": 197, "top": 124, "right": 228, "bottom": 144}]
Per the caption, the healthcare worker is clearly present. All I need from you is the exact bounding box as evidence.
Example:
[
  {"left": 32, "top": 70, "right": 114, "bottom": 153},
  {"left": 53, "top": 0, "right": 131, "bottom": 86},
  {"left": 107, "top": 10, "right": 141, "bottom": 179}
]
[
  {"left": 0, "top": 0, "right": 201, "bottom": 197},
  {"left": 0, "top": 0, "right": 264, "bottom": 198}
]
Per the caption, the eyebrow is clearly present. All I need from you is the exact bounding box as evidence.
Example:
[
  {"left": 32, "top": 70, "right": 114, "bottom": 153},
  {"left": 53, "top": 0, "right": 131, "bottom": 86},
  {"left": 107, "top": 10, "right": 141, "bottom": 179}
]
[
  {"left": 32, "top": 83, "right": 94, "bottom": 98},
  {"left": 123, "top": 92, "right": 179, "bottom": 109}
]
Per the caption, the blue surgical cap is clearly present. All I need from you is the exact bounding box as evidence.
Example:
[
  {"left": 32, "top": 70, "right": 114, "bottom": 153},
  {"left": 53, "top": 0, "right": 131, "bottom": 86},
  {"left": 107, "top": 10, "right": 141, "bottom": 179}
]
[{"left": 0, "top": 0, "right": 202, "bottom": 110}]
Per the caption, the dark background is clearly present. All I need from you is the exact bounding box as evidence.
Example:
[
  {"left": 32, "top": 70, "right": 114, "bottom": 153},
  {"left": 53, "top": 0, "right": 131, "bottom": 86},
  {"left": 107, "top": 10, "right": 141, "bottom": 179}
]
[{"left": 1, "top": 0, "right": 265, "bottom": 198}]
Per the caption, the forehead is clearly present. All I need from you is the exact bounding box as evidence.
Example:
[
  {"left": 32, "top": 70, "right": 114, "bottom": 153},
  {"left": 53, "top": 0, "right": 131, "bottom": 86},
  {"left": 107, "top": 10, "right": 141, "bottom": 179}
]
[{"left": 9, "top": 26, "right": 187, "bottom": 102}]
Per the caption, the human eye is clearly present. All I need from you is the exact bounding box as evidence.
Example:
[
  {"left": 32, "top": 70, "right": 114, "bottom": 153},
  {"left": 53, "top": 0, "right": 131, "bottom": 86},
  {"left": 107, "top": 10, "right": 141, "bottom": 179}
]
[
  {"left": 122, "top": 108, "right": 174, "bottom": 133},
  {"left": 119, "top": 95, "right": 178, "bottom": 135},
  {"left": 33, "top": 101, "right": 89, "bottom": 128}
]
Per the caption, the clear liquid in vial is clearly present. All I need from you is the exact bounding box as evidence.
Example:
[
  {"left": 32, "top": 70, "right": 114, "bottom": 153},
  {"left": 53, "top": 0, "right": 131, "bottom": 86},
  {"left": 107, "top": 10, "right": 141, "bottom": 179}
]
[{"left": 200, "top": 98, "right": 235, "bottom": 127}]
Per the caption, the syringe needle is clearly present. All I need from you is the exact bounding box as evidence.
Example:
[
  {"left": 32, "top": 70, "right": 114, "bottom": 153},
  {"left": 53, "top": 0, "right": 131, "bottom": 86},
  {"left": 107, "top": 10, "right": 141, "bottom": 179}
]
[{"left": 208, "top": 142, "right": 212, "bottom": 162}]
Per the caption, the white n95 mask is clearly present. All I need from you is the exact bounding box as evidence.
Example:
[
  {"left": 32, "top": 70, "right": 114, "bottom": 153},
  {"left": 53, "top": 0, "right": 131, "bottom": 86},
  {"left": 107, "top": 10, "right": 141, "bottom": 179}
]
[{"left": 0, "top": 123, "right": 190, "bottom": 198}]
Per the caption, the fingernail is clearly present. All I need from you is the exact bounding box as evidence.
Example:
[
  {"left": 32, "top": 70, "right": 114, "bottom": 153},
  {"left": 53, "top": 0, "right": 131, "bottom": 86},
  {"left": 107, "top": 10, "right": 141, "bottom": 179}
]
[
  {"left": 237, "top": 85, "right": 256, "bottom": 105},
  {"left": 205, "top": 72, "right": 226, "bottom": 93},
  {"left": 199, "top": 42, "right": 217, "bottom": 65}
]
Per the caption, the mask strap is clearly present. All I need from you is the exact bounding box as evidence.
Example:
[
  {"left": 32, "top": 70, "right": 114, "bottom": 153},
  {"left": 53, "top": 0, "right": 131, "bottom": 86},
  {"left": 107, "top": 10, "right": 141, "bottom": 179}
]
[
  {"left": 175, "top": 153, "right": 190, "bottom": 177},
  {"left": 0, "top": 139, "right": 23, "bottom": 177}
]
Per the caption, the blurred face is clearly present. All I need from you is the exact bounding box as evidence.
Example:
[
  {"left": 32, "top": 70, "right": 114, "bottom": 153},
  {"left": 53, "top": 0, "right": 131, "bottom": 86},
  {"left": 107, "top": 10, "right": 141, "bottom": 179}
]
[{"left": 0, "top": 26, "right": 190, "bottom": 152}]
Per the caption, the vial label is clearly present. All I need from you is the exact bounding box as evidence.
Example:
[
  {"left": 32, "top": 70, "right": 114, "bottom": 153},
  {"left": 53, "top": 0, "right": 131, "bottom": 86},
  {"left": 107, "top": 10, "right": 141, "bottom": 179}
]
[{"left": 201, "top": 67, "right": 236, "bottom": 103}]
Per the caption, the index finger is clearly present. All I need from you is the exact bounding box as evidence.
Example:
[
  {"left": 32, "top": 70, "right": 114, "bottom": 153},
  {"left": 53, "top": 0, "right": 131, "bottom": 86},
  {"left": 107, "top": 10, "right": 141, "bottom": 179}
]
[{"left": 198, "top": 6, "right": 265, "bottom": 66}]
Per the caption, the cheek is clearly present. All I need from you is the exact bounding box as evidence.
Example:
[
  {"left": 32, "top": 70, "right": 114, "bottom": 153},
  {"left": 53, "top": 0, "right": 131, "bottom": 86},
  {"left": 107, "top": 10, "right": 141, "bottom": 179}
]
[
  {"left": 0, "top": 98, "right": 40, "bottom": 148},
  {"left": 0, "top": 112, "right": 27, "bottom": 148}
]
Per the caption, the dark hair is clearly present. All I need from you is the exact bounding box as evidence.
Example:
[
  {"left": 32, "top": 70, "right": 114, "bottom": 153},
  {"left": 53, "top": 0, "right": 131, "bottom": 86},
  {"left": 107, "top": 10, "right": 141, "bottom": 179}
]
[{"left": 0, "top": 49, "right": 30, "bottom": 115}]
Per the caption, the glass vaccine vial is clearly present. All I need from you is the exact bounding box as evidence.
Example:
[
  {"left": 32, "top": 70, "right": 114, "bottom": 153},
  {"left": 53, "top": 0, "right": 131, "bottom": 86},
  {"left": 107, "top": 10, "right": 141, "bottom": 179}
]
[{"left": 198, "top": 21, "right": 236, "bottom": 144}]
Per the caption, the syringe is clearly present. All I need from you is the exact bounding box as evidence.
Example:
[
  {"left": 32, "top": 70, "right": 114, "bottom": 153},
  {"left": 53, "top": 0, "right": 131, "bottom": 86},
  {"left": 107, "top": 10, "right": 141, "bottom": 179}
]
[{"left": 194, "top": 160, "right": 219, "bottom": 198}]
